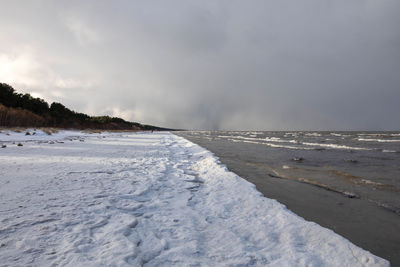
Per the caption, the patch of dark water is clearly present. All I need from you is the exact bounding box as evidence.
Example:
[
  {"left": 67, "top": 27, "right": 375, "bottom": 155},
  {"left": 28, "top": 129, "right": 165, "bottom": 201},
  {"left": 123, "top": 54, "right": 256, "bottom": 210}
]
[{"left": 179, "top": 131, "right": 400, "bottom": 214}]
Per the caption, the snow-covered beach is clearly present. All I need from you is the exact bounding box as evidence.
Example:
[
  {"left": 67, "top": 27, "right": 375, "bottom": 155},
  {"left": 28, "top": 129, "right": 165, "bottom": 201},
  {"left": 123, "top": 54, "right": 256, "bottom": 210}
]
[{"left": 0, "top": 130, "right": 389, "bottom": 266}]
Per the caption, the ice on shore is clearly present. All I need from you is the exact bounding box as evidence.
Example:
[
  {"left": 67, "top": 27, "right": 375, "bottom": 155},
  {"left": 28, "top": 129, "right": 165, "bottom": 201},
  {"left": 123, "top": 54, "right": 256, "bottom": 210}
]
[{"left": 0, "top": 130, "right": 389, "bottom": 266}]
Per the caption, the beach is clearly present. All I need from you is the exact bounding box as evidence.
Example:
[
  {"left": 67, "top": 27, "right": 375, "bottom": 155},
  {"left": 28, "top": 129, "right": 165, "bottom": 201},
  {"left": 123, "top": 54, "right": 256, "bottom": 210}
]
[
  {"left": 0, "top": 130, "right": 389, "bottom": 266},
  {"left": 177, "top": 131, "right": 400, "bottom": 266}
]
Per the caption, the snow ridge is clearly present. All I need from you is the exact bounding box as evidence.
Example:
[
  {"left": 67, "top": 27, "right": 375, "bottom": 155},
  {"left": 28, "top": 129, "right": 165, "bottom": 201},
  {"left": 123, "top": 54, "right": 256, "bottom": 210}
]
[{"left": 0, "top": 131, "right": 389, "bottom": 266}]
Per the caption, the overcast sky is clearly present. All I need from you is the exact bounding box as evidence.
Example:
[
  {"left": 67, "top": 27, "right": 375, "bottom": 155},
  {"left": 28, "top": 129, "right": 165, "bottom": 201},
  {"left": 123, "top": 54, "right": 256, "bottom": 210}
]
[{"left": 1, "top": 0, "right": 399, "bottom": 130}]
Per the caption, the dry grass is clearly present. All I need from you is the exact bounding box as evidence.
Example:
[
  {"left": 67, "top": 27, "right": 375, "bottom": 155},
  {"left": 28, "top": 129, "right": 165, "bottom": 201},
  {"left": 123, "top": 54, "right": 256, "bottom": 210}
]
[
  {"left": 106, "top": 129, "right": 142, "bottom": 133},
  {"left": 1, "top": 126, "right": 59, "bottom": 135},
  {"left": 42, "top": 128, "right": 58, "bottom": 135},
  {"left": 0, "top": 104, "right": 45, "bottom": 127},
  {"left": 0, "top": 125, "right": 144, "bottom": 135},
  {"left": 83, "top": 129, "right": 103, "bottom": 134},
  {"left": 2, "top": 127, "right": 28, "bottom": 133}
]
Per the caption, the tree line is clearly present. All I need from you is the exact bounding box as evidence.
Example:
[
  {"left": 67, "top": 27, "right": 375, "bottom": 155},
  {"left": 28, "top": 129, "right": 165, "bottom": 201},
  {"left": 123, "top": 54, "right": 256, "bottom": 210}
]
[{"left": 0, "top": 83, "right": 166, "bottom": 130}]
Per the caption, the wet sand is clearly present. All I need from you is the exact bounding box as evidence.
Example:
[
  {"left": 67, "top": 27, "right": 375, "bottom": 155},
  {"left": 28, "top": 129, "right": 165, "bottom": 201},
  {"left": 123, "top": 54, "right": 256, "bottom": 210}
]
[{"left": 177, "top": 133, "right": 400, "bottom": 266}]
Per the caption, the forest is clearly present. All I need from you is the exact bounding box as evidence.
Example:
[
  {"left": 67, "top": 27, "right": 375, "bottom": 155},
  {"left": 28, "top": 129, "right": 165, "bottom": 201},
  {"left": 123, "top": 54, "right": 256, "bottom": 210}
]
[{"left": 0, "top": 83, "right": 166, "bottom": 130}]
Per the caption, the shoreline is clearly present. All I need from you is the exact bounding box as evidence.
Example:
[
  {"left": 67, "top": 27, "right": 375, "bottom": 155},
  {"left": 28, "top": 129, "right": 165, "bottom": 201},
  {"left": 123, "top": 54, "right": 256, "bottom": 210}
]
[
  {"left": 0, "top": 130, "right": 389, "bottom": 266},
  {"left": 177, "top": 132, "right": 400, "bottom": 266}
]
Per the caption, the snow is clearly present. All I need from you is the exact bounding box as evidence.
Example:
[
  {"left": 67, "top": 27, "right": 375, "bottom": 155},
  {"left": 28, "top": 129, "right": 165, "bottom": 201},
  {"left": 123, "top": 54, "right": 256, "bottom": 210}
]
[{"left": 0, "top": 130, "right": 389, "bottom": 266}]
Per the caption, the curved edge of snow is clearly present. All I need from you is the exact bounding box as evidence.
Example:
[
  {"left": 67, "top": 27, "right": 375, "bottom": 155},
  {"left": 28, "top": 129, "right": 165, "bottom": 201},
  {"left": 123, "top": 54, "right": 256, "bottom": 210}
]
[
  {"left": 0, "top": 131, "right": 390, "bottom": 266},
  {"left": 172, "top": 133, "right": 390, "bottom": 267}
]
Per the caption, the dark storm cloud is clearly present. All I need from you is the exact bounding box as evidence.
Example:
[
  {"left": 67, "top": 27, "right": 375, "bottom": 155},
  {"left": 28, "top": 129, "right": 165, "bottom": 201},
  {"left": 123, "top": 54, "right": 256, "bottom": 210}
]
[{"left": 1, "top": 0, "right": 399, "bottom": 130}]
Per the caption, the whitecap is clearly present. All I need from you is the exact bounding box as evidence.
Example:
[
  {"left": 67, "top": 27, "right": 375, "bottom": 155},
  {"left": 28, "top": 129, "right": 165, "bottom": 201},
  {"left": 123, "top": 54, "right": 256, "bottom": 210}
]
[
  {"left": 302, "top": 142, "right": 371, "bottom": 151},
  {"left": 358, "top": 138, "right": 400, "bottom": 143},
  {"left": 305, "top": 133, "right": 322, "bottom": 137}
]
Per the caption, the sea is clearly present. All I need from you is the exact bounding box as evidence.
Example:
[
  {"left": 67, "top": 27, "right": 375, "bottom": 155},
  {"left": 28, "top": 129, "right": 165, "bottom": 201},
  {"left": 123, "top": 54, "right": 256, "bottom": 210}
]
[{"left": 178, "top": 131, "right": 400, "bottom": 215}]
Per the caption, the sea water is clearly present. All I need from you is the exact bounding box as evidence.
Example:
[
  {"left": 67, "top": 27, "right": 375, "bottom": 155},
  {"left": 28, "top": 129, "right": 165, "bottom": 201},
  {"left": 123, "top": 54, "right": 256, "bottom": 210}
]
[{"left": 178, "top": 131, "right": 400, "bottom": 215}]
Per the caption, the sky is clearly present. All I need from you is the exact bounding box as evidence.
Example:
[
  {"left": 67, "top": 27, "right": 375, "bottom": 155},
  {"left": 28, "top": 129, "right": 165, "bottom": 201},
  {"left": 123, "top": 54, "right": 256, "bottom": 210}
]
[{"left": 0, "top": 0, "right": 399, "bottom": 130}]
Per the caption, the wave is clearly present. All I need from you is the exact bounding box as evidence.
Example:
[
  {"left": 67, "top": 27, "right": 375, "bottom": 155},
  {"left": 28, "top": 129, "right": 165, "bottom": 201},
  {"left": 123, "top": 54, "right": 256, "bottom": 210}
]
[
  {"left": 219, "top": 134, "right": 398, "bottom": 152},
  {"left": 358, "top": 133, "right": 400, "bottom": 138},
  {"left": 219, "top": 135, "right": 298, "bottom": 144},
  {"left": 357, "top": 133, "right": 382, "bottom": 136},
  {"left": 241, "top": 140, "right": 261, "bottom": 145},
  {"left": 284, "top": 133, "right": 299, "bottom": 137},
  {"left": 264, "top": 143, "right": 313, "bottom": 150},
  {"left": 217, "top": 135, "right": 233, "bottom": 138},
  {"left": 223, "top": 136, "right": 371, "bottom": 151},
  {"left": 358, "top": 138, "right": 400, "bottom": 143},
  {"left": 240, "top": 140, "right": 314, "bottom": 150},
  {"left": 228, "top": 138, "right": 242, "bottom": 143},
  {"left": 264, "top": 137, "right": 297, "bottom": 143},
  {"left": 305, "top": 133, "right": 322, "bottom": 137},
  {"left": 360, "top": 179, "right": 384, "bottom": 186},
  {"left": 302, "top": 142, "right": 371, "bottom": 151},
  {"left": 382, "top": 150, "right": 399, "bottom": 153},
  {"left": 330, "top": 133, "right": 351, "bottom": 137}
]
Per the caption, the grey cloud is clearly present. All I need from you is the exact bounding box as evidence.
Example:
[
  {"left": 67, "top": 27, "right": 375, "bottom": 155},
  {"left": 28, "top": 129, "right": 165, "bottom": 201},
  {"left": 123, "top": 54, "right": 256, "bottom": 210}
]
[{"left": 0, "top": 0, "right": 399, "bottom": 130}]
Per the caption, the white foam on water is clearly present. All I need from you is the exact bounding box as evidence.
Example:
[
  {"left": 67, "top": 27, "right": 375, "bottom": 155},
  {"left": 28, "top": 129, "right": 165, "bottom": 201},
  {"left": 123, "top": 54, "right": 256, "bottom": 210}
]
[
  {"left": 264, "top": 142, "right": 314, "bottom": 150},
  {"left": 382, "top": 150, "right": 398, "bottom": 153},
  {"left": 358, "top": 138, "right": 400, "bottom": 143},
  {"left": 302, "top": 142, "right": 372, "bottom": 151},
  {"left": 330, "top": 133, "right": 351, "bottom": 137},
  {"left": 361, "top": 179, "right": 384, "bottom": 186},
  {"left": 305, "top": 133, "right": 322, "bottom": 137},
  {"left": 219, "top": 135, "right": 298, "bottom": 144},
  {"left": 243, "top": 140, "right": 314, "bottom": 150}
]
